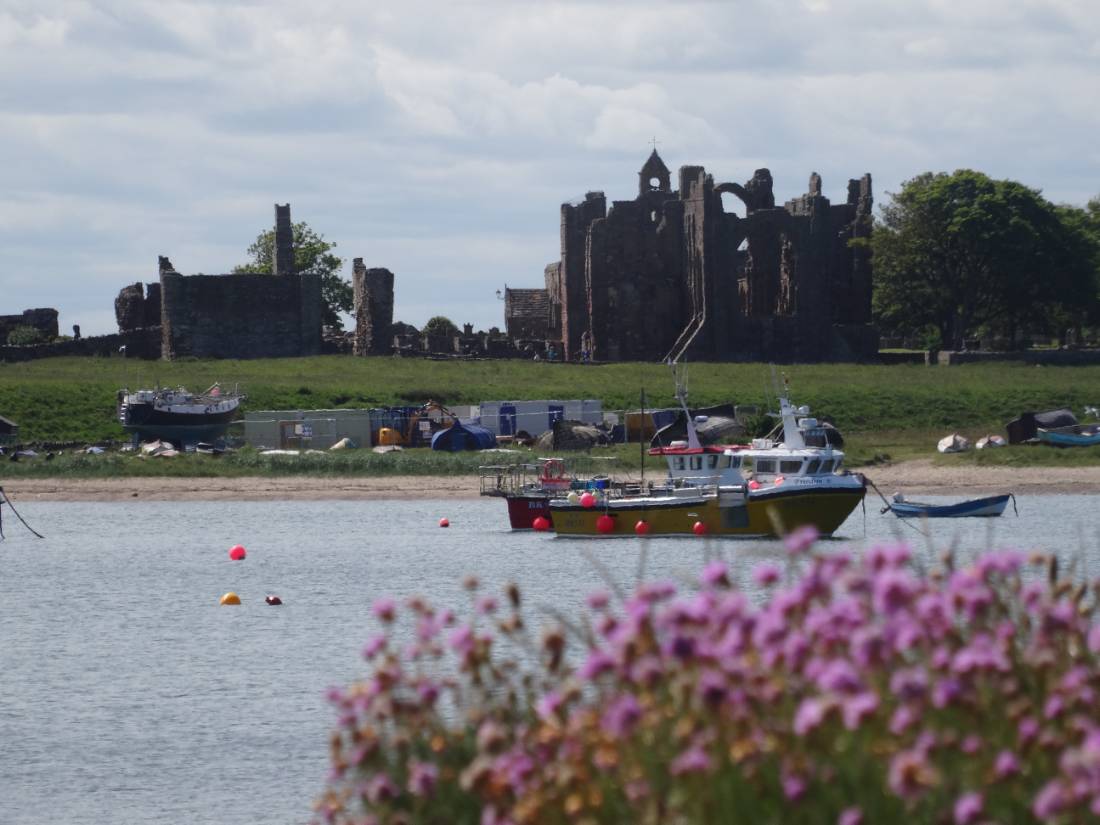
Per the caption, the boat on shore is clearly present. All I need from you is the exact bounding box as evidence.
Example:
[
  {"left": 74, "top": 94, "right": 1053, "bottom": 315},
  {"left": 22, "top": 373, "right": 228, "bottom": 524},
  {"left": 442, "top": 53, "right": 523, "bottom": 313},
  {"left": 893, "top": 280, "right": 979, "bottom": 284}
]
[
  {"left": 1037, "top": 424, "right": 1100, "bottom": 448},
  {"left": 884, "top": 492, "right": 1015, "bottom": 519},
  {"left": 549, "top": 387, "right": 865, "bottom": 538},
  {"left": 117, "top": 384, "right": 243, "bottom": 446}
]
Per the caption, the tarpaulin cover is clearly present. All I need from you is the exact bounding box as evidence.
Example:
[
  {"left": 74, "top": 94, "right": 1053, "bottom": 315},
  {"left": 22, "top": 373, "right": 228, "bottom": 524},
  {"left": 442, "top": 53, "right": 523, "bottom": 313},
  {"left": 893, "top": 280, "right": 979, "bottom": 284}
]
[
  {"left": 430, "top": 421, "right": 496, "bottom": 451},
  {"left": 1005, "top": 409, "right": 1078, "bottom": 444}
]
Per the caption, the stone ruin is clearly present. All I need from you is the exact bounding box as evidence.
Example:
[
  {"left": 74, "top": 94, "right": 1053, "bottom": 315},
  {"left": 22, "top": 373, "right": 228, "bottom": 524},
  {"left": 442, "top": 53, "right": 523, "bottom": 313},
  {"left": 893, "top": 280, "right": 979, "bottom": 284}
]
[
  {"left": 352, "top": 259, "right": 395, "bottom": 356},
  {"left": 506, "top": 151, "right": 877, "bottom": 362},
  {"left": 0, "top": 308, "right": 59, "bottom": 343},
  {"left": 112, "top": 204, "right": 323, "bottom": 360}
]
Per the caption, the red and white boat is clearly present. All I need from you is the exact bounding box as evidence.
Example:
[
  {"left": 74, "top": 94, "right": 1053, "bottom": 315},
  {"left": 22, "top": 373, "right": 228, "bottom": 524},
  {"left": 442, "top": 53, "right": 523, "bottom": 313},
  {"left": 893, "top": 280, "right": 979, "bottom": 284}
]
[{"left": 479, "top": 458, "right": 615, "bottom": 529}]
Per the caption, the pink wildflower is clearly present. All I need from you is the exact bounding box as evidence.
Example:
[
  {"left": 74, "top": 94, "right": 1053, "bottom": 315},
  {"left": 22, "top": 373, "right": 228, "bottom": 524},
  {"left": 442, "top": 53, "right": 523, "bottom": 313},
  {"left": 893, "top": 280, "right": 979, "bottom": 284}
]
[
  {"left": 601, "top": 693, "right": 643, "bottom": 737},
  {"left": 476, "top": 595, "right": 498, "bottom": 615},
  {"left": 364, "top": 772, "right": 398, "bottom": 804},
  {"left": 586, "top": 589, "right": 610, "bottom": 610},
  {"left": 888, "top": 747, "right": 936, "bottom": 800},
  {"left": 361, "top": 633, "right": 387, "bottom": 660},
  {"left": 953, "top": 791, "right": 983, "bottom": 825},
  {"left": 1088, "top": 624, "right": 1100, "bottom": 654},
  {"left": 753, "top": 562, "right": 782, "bottom": 586},
  {"left": 785, "top": 524, "right": 819, "bottom": 555},
  {"left": 1032, "top": 779, "right": 1069, "bottom": 819},
  {"left": 536, "top": 690, "right": 563, "bottom": 720},
  {"left": 842, "top": 692, "right": 879, "bottom": 730},
  {"left": 579, "top": 649, "right": 616, "bottom": 680},
  {"left": 701, "top": 560, "right": 730, "bottom": 587},
  {"left": 794, "top": 697, "right": 830, "bottom": 736},
  {"left": 407, "top": 761, "right": 438, "bottom": 797},
  {"left": 670, "top": 744, "right": 712, "bottom": 776},
  {"left": 782, "top": 770, "right": 808, "bottom": 801},
  {"left": 371, "top": 597, "right": 396, "bottom": 622},
  {"left": 994, "top": 749, "right": 1020, "bottom": 779},
  {"left": 838, "top": 808, "right": 863, "bottom": 825}
]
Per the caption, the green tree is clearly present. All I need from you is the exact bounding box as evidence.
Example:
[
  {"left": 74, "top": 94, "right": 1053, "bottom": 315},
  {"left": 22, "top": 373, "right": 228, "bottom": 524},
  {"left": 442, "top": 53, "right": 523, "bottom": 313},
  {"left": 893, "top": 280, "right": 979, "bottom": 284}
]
[
  {"left": 869, "top": 170, "right": 1096, "bottom": 349},
  {"left": 234, "top": 221, "right": 352, "bottom": 331},
  {"left": 422, "top": 316, "right": 459, "bottom": 338},
  {"left": 6, "top": 325, "right": 48, "bottom": 345}
]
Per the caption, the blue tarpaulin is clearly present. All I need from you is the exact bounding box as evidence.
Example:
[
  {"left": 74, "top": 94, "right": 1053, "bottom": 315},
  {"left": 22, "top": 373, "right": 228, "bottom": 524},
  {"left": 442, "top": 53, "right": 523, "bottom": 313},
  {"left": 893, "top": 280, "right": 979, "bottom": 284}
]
[{"left": 431, "top": 421, "right": 496, "bottom": 451}]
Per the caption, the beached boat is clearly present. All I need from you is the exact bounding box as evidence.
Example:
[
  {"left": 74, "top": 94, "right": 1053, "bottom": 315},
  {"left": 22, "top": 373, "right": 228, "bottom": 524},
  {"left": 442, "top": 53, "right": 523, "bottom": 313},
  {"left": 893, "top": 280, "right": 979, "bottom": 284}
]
[
  {"left": 1036, "top": 425, "right": 1100, "bottom": 448},
  {"left": 117, "top": 383, "right": 243, "bottom": 445},
  {"left": 549, "top": 389, "right": 865, "bottom": 538},
  {"left": 884, "top": 493, "right": 1014, "bottom": 519}
]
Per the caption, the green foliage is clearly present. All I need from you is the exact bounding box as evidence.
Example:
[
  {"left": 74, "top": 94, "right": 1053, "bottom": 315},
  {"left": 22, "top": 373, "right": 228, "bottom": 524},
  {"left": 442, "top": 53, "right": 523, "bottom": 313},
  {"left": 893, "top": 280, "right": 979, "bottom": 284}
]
[
  {"left": 233, "top": 220, "right": 352, "bottom": 330},
  {"left": 6, "top": 325, "right": 48, "bottom": 346},
  {"left": 422, "top": 316, "right": 459, "bottom": 338},
  {"left": 871, "top": 171, "right": 1098, "bottom": 348}
]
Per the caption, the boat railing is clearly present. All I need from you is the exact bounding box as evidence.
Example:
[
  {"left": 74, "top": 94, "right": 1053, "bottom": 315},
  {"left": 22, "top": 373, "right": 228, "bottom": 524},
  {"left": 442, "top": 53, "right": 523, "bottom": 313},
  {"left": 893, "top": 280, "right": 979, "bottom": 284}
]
[{"left": 478, "top": 464, "right": 540, "bottom": 496}]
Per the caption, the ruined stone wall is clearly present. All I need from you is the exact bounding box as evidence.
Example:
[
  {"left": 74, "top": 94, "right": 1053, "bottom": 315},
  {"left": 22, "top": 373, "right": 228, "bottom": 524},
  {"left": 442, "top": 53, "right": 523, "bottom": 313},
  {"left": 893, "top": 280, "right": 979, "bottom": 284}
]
[
  {"left": 115, "top": 282, "right": 162, "bottom": 333},
  {"left": 537, "top": 154, "right": 877, "bottom": 363},
  {"left": 559, "top": 191, "right": 606, "bottom": 360},
  {"left": 352, "top": 259, "right": 395, "bottom": 355},
  {"left": 0, "top": 308, "right": 59, "bottom": 342},
  {"left": 160, "top": 269, "right": 321, "bottom": 360}
]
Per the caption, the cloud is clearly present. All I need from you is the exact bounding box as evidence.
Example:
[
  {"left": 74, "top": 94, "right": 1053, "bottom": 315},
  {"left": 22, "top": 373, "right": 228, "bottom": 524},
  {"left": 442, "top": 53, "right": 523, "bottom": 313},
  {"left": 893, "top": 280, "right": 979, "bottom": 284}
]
[{"left": 1, "top": 0, "right": 1098, "bottom": 336}]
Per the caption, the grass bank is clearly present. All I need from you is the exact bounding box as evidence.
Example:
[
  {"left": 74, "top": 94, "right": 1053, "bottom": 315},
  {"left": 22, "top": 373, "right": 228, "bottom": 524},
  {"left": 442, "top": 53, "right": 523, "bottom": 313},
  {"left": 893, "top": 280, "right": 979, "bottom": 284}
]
[{"left": 2, "top": 356, "right": 1099, "bottom": 476}]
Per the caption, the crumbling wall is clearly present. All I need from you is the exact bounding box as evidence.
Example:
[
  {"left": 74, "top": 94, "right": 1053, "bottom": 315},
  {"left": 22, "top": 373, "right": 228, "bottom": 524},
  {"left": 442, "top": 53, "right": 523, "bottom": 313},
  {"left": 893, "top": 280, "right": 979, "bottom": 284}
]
[
  {"left": 114, "top": 282, "right": 162, "bottom": 332},
  {"left": 537, "top": 153, "right": 877, "bottom": 363},
  {"left": 0, "top": 308, "right": 59, "bottom": 342},
  {"left": 352, "top": 259, "right": 395, "bottom": 355},
  {"left": 158, "top": 205, "right": 322, "bottom": 360}
]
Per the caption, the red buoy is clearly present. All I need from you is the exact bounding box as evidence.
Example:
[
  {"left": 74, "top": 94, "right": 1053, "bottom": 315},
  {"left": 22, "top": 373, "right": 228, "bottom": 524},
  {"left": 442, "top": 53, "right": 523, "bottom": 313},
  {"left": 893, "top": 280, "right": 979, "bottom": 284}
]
[
  {"left": 634, "top": 520, "right": 651, "bottom": 536},
  {"left": 596, "top": 514, "right": 615, "bottom": 534},
  {"left": 579, "top": 492, "right": 596, "bottom": 509},
  {"left": 692, "top": 521, "right": 708, "bottom": 536},
  {"left": 439, "top": 518, "right": 450, "bottom": 528},
  {"left": 532, "top": 516, "right": 550, "bottom": 532},
  {"left": 228, "top": 544, "right": 246, "bottom": 561},
  {"left": 265, "top": 595, "right": 283, "bottom": 605}
]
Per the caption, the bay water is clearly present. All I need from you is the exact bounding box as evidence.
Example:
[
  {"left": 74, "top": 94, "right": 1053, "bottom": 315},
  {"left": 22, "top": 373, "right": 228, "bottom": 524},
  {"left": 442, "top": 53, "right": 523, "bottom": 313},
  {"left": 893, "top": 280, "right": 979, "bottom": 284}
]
[{"left": 1, "top": 494, "right": 1098, "bottom": 824}]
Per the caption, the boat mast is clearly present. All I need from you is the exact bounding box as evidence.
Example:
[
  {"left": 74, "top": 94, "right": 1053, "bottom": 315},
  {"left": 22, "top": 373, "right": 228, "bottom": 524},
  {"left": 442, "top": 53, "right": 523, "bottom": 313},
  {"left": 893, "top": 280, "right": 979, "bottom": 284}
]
[{"left": 639, "top": 386, "right": 646, "bottom": 487}]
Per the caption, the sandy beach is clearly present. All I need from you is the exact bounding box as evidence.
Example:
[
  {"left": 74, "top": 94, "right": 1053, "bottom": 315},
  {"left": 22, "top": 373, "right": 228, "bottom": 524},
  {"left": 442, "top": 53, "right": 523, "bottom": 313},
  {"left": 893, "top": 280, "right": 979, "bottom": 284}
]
[{"left": 4, "top": 460, "right": 1099, "bottom": 502}]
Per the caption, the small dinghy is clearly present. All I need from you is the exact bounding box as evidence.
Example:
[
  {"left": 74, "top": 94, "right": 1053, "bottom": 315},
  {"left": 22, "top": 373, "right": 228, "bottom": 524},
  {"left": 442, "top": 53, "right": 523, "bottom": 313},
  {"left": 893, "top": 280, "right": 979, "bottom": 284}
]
[{"left": 884, "top": 492, "right": 1016, "bottom": 519}]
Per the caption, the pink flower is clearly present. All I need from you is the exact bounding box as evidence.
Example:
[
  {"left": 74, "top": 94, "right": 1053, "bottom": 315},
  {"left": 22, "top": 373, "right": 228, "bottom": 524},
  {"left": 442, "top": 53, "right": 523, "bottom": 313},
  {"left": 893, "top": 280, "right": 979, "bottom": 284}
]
[
  {"left": 888, "top": 747, "right": 935, "bottom": 800},
  {"left": 953, "top": 791, "right": 983, "bottom": 825},
  {"left": 601, "top": 693, "right": 642, "bottom": 737},
  {"left": 994, "top": 750, "right": 1020, "bottom": 780},
  {"left": 371, "top": 597, "right": 396, "bottom": 622},
  {"left": 838, "top": 808, "right": 862, "bottom": 825},
  {"left": 842, "top": 692, "right": 879, "bottom": 730},
  {"left": 1032, "top": 780, "right": 1068, "bottom": 819},
  {"left": 407, "top": 760, "right": 438, "bottom": 797},
  {"left": 785, "top": 525, "right": 819, "bottom": 555},
  {"left": 670, "top": 744, "right": 712, "bottom": 776},
  {"left": 361, "top": 633, "right": 387, "bottom": 660},
  {"left": 782, "top": 770, "right": 808, "bottom": 801},
  {"left": 365, "top": 772, "right": 398, "bottom": 804},
  {"left": 536, "top": 690, "right": 564, "bottom": 720},
  {"left": 586, "top": 589, "right": 610, "bottom": 610},
  {"left": 794, "top": 698, "right": 831, "bottom": 736},
  {"left": 476, "top": 595, "right": 498, "bottom": 615},
  {"left": 1088, "top": 624, "right": 1100, "bottom": 654},
  {"left": 447, "top": 624, "right": 474, "bottom": 655},
  {"left": 579, "top": 650, "right": 616, "bottom": 680},
  {"left": 753, "top": 563, "right": 782, "bottom": 586},
  {"left": 701, "top": 560, "right": 730, "bottom": 587}
]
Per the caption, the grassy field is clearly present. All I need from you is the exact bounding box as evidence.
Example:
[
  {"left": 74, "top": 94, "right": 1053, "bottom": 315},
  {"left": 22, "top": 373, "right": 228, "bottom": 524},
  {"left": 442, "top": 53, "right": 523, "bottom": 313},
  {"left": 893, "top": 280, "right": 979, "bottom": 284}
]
[{"left": 2, "top": 355, "right": 1099, "bottom": 476}]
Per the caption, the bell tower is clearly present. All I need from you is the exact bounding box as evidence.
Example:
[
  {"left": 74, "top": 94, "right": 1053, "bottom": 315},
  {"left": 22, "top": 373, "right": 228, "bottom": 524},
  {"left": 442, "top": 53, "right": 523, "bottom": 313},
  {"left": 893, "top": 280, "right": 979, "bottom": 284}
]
[{"left": 638, "top": 149, "right": 671, "bottom": 197}]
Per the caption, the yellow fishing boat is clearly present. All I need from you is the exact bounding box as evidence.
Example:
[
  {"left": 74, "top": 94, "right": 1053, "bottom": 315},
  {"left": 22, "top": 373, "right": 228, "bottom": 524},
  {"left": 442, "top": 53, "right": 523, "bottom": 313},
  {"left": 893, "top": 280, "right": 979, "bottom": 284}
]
[{"left": 550, "top": 389, "right": 865, "bottom": 538}]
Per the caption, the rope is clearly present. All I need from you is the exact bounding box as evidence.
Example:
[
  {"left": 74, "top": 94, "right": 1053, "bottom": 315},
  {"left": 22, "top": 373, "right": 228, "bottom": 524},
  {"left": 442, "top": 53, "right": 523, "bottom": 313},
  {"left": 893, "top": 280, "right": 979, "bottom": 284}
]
[
  {"left": 860, "top": 474, "right": 926, "bottom": 535},
  {"left": 1010, "top": 493, "right": 1018, "bottom": 517},
  {"left": 0, "top": 487, "right": 45, "bottom": 539}
]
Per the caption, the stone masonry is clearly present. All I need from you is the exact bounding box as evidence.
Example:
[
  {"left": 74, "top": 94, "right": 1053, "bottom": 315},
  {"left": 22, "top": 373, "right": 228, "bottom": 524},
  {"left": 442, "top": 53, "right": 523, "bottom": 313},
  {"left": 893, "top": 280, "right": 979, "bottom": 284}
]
[
  {"left": 507, "top": 151, "right": 877, "bottom": 363},
  {"left": 351, "top": 258, "right": 395, "bottom": 355}
]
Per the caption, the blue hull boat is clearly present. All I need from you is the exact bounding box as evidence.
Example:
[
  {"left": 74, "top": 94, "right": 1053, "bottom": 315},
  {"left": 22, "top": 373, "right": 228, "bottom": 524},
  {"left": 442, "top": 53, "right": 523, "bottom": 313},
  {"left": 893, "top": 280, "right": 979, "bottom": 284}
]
[
  {"left": 886, "top": 493, "right": 1014, "bottom": 519},
  {"left": 1037, "top": 426, "right": 1100, "bottom": 447}
]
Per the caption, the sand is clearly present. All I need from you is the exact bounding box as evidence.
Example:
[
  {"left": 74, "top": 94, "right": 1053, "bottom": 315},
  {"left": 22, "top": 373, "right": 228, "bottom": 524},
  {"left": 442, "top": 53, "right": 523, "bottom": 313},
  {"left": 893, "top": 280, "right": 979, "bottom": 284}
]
[{"left": 3, "top": 460, "right": 1099, "bottom": 502}]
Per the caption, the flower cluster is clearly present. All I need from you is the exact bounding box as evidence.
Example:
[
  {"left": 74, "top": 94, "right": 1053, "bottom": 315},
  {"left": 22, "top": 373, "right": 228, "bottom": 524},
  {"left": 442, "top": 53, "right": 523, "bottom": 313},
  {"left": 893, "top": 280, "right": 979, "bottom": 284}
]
[{"left": 314, "top": 542, "right": 1100, "bottom": 824}]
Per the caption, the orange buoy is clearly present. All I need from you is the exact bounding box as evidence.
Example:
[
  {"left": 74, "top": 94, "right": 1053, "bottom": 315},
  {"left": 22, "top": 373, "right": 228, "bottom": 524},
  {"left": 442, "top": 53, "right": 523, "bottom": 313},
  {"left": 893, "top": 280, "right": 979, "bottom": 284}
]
[
  {"left": 229, "top": 545, "right": 246, "bottom": 561},
  {"left": 532, "top": 516, "right": 550, "bottom": 532},
  {"left": 220, "top": 592, "right": 241, "bottom": 605},
  {"left": 634, "top": 520, "right": 651, "bottom": 536},
  {"left": 596, "top": 514, "right": 615, "bottom": 534},
  {"left": 439, "top": 518, "right": 450, "bottom": 528},
  {"left": 692, "top": 521, "right": 708, "bottom": 536},
  {"left": 579, "top": 492, "right": 596, "bottom": 509}
]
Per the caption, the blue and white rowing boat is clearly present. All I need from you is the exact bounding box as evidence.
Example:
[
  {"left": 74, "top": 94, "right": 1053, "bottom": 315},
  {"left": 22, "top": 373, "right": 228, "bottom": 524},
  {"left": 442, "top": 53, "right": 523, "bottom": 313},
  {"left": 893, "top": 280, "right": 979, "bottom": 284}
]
[
  {"left": 885, "top": 493, "right": 1016, "bottom": 519},
  {"left": 1037, "top": 426, "right": 1100, "bottom": 448}
]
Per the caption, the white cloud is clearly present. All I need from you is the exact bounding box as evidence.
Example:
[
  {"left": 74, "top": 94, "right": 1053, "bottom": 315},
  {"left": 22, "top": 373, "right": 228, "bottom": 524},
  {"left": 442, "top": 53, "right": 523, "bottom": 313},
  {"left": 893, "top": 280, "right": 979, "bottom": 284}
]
[{"left": 1, "top": 0, "right": 1098, "bottom": 335}]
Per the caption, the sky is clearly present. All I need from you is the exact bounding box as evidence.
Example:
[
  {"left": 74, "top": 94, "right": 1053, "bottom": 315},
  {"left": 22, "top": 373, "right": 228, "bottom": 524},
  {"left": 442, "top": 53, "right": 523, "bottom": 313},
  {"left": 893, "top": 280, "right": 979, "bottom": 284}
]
[{"left": 2, "top": 0, "right": 1098, "bottom": 337}]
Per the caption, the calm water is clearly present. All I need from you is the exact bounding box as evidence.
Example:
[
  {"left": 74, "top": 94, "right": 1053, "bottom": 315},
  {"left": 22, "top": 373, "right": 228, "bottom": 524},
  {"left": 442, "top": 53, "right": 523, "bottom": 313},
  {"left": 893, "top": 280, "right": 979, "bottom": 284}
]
[{"left": 2, "top": 494, "right": 1098, "bottom": 824}]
